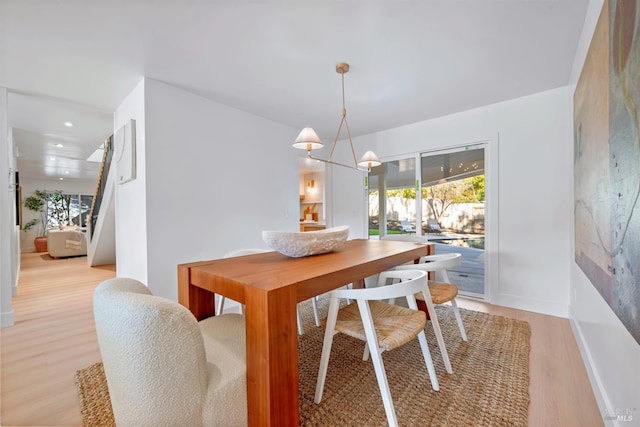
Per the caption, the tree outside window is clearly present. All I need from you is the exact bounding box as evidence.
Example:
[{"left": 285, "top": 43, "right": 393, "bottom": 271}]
[
  {"left": 425, "top": 175, "right": 485, "bottom": 228},
  {"left": 46, "top": 191, "right": 93, "bottom": 228}
]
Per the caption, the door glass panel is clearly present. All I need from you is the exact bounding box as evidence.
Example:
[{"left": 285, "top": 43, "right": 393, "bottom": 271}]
[
  {"left": 368, "top": 157, "right": 416, "bottom": 237},
  {"left": 421, "top": 146, "right": 485, "bottom": 296}
]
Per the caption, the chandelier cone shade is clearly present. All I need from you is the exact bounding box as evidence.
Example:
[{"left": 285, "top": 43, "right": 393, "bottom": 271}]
[{"left": 293, "top": 127, "right": 324, "bottom": 151}]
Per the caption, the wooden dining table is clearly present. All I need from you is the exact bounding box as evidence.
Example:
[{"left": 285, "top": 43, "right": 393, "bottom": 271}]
[{"left": 177, "top": 238, "right": 432, "bottom": 426}]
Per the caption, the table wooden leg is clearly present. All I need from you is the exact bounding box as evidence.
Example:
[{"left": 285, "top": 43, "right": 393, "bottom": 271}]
[
  {"left": 244, "top": 285, "right": 299, "bottom": 426},
  {"left": 351, "top": 278, "right": 366, "bottom": 289},
  {"left": 177, "top": 265, "right": 215, "bottom": 320}
]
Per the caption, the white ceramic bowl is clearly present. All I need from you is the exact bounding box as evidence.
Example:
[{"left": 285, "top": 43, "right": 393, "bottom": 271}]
[{"left": 262, "top": 225, "right": 349, "bottom": 258}]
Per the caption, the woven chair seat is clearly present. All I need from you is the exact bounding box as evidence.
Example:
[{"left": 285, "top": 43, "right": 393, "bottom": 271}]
[
  {"left": 392, "top": 252, "right": 468, "bottom": 377},
  {"left": 414, "top": 280, "right": 459, "bottom": 304},
  {"left": 334, "top": 301, "right": 427, "bottom": 352}
]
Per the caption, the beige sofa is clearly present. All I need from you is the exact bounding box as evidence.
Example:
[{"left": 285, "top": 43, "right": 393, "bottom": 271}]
[{"left": 48, "top": 228, "right": 87, "bottom": 258}]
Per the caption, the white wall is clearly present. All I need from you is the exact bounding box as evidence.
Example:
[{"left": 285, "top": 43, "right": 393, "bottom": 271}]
[
  {"left": 117, "top": 78, "right": 299, "bottom": 300},
  {"left": 8, "top": 128, "right": 20, "bottom": 297},
  {"left": 114, "top": 79, "right": 148, "bottom": 284},
  {"left": 19, "top": 178, "right": 95, "bottom": 252},
  {"left": 1, "top": 86, "right": 16, "bottom": 327},
  {"left": 325, "top": 164, "right": 368, "bottom": 238},
  {"left": 343, "top": 86, "right": 573, "bottom": 317},
  {"left": 567, "top": 1, "right": 640, "bottom": 424}
]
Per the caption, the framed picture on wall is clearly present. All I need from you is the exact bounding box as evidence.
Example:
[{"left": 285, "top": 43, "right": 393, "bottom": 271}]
[{"left": 116, "top": 119, "right": 136, "bottom": 185}]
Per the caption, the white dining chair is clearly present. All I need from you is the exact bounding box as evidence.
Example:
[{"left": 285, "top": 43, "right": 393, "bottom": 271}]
[
  {"left": 220, "top": 248, "right": 321, "bottom": 335},
  {"left": 315, "top": 269, "right": 439, "bottom": 427},
  {"left": 395, "top": 253, "right": 467, "bottom": 342},
  {"left": 381, "top": 236, "right": 467, "bottom": 352},
  {"left": 387, "top": 252, "right": 467, "bottom": 377}
]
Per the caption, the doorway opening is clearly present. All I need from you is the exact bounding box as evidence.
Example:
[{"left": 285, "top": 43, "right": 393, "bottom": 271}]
[{"left": 298, "top": 157, "right": 326, "bottom": 231}]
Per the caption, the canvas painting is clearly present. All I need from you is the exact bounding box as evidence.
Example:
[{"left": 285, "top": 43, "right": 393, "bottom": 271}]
[{"left": 574, "top": 0, "right": 640, "bottom": 345}]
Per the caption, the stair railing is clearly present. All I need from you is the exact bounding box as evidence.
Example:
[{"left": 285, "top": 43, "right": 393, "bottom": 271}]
[{"left": 88, "top": 136, "right": 114, "bottom": 241}]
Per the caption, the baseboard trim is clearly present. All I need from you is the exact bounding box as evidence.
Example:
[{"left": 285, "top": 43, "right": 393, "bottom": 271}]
[
  {"left": 1, "top": 309, "right": 15, "bottom": 328},
  {"left": 569, "top": 313, "right": 613, "bottom": 426},
  {"left": 494, "top": 293, "right": 569, "bottom": 318}
]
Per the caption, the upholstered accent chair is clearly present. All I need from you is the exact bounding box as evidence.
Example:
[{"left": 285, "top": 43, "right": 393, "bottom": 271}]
[
  {"left": 93, "top": 278, "right": 247, "bottom": 427},
  {"left": 47, "top": 228, "right": 87, "bottom": 258}
]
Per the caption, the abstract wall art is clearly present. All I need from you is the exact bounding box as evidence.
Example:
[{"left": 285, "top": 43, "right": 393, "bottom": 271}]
[{"left": 574, "top": 0, "right": 640, "bottom": 345}]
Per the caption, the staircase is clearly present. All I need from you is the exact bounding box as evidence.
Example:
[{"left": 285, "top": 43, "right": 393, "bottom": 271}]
[{"left": 87, "top": 136, "right": 116, "bottom": 266}]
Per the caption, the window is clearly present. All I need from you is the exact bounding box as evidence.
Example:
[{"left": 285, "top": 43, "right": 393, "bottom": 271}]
[
  {"left": 368, "top": 157, "right": 417, "bottom": 236},
  {"left": 46, "top": 191, "right": 93, "bottom": 228}
]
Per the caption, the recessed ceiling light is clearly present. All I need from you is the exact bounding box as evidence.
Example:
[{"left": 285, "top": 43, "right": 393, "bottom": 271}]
[
  {"left": 54, "top": 143, "right": 64, "bottom": 148},
  {"left": 50, "top": 157, "right": 56, "bottom": 161},
  {"left": 59, "top": 177, "right": 64, "bottom": 180},
  {"left": 64, "top": 122, "right": 73, "bottom": 127},
  {"left": 64, "top": 170, "right": 70, "bottom": 174}
]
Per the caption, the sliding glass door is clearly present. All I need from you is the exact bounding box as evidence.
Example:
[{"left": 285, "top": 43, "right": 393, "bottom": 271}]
[
  {"left": 421, "top": 145, "right": 485, "bottom": 297},
  {"left": 368, "top": 144, "right": 486, "bottom": 297}
]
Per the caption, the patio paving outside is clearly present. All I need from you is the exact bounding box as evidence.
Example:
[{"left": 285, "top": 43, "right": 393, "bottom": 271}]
[
  {"left": 371, "top": 232, "right": 485, "bottom": 296},
  {"left": 431, "top": 242, "right": 484, "bottom": 296}
]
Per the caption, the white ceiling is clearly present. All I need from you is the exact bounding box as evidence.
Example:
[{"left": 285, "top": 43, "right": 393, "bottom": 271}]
[{"left": 1, "top": 0, "right": 589, "bottom": 183}]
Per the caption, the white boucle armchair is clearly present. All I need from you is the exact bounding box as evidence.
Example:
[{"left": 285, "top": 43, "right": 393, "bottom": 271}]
[{"left": 93, "top": 278, "right": 247, "bottom": 427}]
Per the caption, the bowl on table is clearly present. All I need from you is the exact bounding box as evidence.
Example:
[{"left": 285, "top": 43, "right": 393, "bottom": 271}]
[{"left": 262, "top": 225, "right": 349, "bottom": 258}]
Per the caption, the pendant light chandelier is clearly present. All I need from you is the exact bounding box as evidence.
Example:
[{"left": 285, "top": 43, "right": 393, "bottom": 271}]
[{"left": 293, "top": 63, "right": 381, "bottom": 172}]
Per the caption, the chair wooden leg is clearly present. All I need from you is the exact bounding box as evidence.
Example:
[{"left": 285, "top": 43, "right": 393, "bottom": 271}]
[
  {"left": 451, "top": 298, "right": 467, "bottom": 341},
  {"left": 216, "top": 295, "right": 225, "bottom": 315},
  {"left": 297, "top": 305, "right": 304, "bottom": 335},
  {"left": 369, "top": 347, "right": 398, "bottom": 427},
  {"left": 357, "top": 300, "right": 398, "bottom": 427},
  {"left": 312, "top": 297, "right": 321, "bottom": 327},
  {"left": 441, "top": 270, "right": 452, "bottom": 283},
  {"left": 344, "top": 283, "right": 352, "bottom": 305},
  {"left": 417, "top": 331, "right": 439, "bottom": 391},
  {"left": 436, "top": 269, "right": 467, "bottom": 341},
  {"left": 315, "top": 298, "right": 341, "bottom": 403},
  {"left": 424, "top": 298, "right": 453, "bottom": 374}
]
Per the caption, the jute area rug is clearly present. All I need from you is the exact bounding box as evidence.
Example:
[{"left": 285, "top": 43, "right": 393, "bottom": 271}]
[{"left": 75, "top": 300, "right": 530, "bottom": 426}]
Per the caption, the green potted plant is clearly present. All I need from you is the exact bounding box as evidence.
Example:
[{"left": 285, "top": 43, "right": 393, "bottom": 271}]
[{"left": 23, "top": 190, "right": 48, "bottom": 252}]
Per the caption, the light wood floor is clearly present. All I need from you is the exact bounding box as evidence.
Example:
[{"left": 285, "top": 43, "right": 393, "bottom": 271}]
[{"left": 1, "top": 252, "right": 603, "bottom": 426}]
